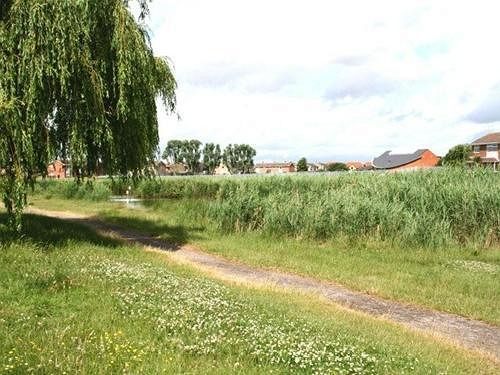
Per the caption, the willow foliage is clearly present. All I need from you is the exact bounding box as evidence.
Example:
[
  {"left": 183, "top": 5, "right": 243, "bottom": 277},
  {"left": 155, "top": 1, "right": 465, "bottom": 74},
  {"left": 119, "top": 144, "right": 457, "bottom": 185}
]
[{"left": 0, "top": 0, "right": 176, "bottom": 230}]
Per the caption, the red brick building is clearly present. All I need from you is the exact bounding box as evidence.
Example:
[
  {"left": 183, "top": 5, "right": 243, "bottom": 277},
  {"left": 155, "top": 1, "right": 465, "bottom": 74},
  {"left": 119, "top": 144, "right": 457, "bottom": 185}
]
[
  {"left": 154, "top": 161, "right": 187, "bottom": 176},
  {"left": 47, "top": 160, "right": 67, "bottom": 178},
  {"left": 470, "top": 132, "right": 499, "bottom": 169},
  {"left": 373, "top": 149, "right": 440, "bottom": 171},
  {"left": 345, "top": 161, "right": 364, "bottom": 171}
]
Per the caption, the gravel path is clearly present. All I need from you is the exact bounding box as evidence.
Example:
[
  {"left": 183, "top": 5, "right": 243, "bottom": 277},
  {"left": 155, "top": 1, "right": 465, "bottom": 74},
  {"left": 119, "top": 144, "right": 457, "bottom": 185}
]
[{"left": 29, "top": 207, "right": 500, "bottom": 360}]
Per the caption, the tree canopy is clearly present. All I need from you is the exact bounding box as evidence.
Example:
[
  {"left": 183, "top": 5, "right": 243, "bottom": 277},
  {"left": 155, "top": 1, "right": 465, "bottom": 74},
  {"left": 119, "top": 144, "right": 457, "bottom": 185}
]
[
  {"left": 223, "top": 144, "right": 256, "bottom": 174},
  {"left": 203, "top": 143, "right": 222, "bottom": 175},
  {"left": 182, "top": 140, "right": 202, "bottom": 173},
  {"left": 162, "top": 140, "right": 257, "bottom": 175},
  {"left": 297, "top": 157, "right": 308, "bottom": 172},
  {"left": 326, "top": 162, "right": 348, "bottom": 172},
  {"left": 162, "top": 140, "right": 184, "bottom": 164},
  {"left": 0, "top": 0, "right": 176, "bottom": 230},
  {"left": 441, "top": 144, "right": 472, "bottom": 166},
  {"left": 162, "top": 139, "right": 202, "bottom": 173}
]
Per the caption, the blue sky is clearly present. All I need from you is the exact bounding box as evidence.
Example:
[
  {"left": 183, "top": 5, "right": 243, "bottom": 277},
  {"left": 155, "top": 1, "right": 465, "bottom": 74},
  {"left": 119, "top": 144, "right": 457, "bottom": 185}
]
[{"left": 140, "top": 0, "right": 500, "bottom": 162}]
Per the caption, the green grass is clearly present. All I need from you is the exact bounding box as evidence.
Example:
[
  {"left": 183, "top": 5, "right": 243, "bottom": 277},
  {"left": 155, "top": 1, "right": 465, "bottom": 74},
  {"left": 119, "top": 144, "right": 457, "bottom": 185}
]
[
  {"left": 29, "top": 196, "right": 500, "bottom": 326},
  {"left": 0, "top": 214, "right": 498, "bottom": 374}
]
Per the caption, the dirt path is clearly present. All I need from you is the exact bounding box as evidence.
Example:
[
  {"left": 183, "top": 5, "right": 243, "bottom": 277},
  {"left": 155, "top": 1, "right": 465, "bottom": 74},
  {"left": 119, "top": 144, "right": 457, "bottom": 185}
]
[{"left": 28, "top": 207, "right": 500, "bottom": 360}]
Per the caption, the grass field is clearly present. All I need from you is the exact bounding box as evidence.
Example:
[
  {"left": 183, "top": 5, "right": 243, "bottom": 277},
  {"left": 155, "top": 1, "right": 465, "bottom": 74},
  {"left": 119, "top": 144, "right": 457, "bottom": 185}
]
[
  {"left": 29, "top": 172, "right": 500, "bottom": 325},
  {"left": 1, "top": 214, "right": 498, "bottom": 374}
]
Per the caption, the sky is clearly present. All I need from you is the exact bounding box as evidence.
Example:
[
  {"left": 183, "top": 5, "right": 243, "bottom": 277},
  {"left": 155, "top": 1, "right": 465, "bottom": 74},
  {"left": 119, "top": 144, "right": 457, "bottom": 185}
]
[{"left": 140, "top": 0, "right": 500, "bottom": 162}]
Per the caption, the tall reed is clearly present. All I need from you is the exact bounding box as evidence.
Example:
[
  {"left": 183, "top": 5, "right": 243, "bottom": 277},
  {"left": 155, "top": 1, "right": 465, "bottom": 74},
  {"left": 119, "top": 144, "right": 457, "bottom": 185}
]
[
  {"left": 141, "top": 169, "right": 499, "bottom": 248},
  {"left": 36, "top": 168, "right": 500, "bottom": 248}
]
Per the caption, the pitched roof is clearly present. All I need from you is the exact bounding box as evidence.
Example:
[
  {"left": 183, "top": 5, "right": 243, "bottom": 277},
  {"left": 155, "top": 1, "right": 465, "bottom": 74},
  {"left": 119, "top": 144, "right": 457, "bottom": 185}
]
[
  {"left": 255, "top": 162, "right": 294, "bottom": 168},
  {"left": 471, "top": 132, "right": 500, "bottom": 145},
  {"left": 373, "top": 149, "right": 428, "bottom": 169}
]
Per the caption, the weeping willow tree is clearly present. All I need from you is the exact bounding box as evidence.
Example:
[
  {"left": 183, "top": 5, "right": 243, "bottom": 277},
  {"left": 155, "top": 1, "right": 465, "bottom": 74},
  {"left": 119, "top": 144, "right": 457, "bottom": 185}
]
[{"left": 0, "top": 0, "right": 176, "bottom": 230}]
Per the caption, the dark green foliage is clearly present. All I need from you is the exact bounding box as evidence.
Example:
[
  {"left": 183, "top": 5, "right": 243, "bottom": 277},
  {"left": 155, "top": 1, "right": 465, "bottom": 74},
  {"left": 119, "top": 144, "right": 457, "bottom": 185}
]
[
  {"left": 203, "top": 143, "right": 222, "bottom": 174},
  {"left": 326, "top": 162, "right": 348, "bottom": 171},
  {"left": 297, "top": 157, "right": 308, "bottom": 172},
  {"left": 0, "top": 0, "right": 176, "bottom": 229},
  {"left": 442, "top": 144, "right": 472, "bottom": 166},
  {"left": 223, "top": 144, "right": 256, "bottom": 174}
]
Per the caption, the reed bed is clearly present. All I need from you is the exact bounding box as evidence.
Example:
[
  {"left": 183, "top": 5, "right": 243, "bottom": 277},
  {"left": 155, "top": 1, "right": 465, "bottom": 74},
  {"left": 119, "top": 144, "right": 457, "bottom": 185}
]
[
  {"left": 36, "top": 168, "right": 500, "bottom": 248},
  {"left": 138, "top": 168, "right": 499, "bottom": 248}
]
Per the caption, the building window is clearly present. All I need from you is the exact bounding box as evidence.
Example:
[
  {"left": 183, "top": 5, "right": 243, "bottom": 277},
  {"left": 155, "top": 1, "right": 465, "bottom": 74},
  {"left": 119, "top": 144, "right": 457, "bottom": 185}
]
[
  {"left": 473, "top": 145, "right": 480, "bottom": 153},
  {"left": 486, "top": 144, "right": 498, "bottom": 151}
]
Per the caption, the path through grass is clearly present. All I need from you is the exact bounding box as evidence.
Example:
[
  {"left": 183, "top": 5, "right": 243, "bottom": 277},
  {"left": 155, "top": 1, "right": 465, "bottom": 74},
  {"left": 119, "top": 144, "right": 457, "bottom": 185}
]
[
  {"left": 1, "top": 214, "right": 498, "bottom": 373},
  {"left": 30, "top": 196, "right": 500, "bottom": 325}
]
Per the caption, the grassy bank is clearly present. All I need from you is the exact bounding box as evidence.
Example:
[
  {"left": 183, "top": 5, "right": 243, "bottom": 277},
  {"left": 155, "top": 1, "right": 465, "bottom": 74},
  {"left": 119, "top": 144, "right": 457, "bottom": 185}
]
[
  {"left": 29, "top": 195, "right": 500, "bottom": 325},
  {"left": 1, "top": 214, "right": 498, "bottom": 374},
  {"left": 26, "top": 169, "right": 500, "bottom": 325}
]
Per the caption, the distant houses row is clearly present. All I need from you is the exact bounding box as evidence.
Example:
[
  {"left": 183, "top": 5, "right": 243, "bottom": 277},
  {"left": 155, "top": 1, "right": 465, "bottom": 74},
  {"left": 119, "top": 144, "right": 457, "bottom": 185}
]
[
  {"left": 45, "top": 132, "right": 500, "bottom": 178},
  {"left": 252, "top": 132, "right": 499, "bottom": 174},
  {"left": 251, "top": 161, "right": 374, "bottom": 174},
  {"left": 373, "top": 132, "right": 499, "bottom": 171}
]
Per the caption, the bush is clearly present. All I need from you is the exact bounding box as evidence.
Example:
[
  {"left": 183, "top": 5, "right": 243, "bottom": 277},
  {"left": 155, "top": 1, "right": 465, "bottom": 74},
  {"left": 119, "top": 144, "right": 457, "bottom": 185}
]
[{"left": 326, "top": 162, "right": 348, "bottom": 172}]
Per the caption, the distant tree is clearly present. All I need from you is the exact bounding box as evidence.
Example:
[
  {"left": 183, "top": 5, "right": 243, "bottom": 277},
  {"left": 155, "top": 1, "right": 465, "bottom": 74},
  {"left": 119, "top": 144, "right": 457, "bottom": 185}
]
[
  {"left": 162, "top": 139, "right": 202, "bottom": 173},
  {"left": 203, "top": 143, "right": 222, "bottom": 174},
  {"left": 162, "top": 140, "right": 184, "bottom": 163},
  {"left": 442, "top": 144, "right": 472, "bottom": 166},
  {"left": 297, "top": 157, "right": 308, "bottom": 172},
  {"left": 223, "top": 144, "right": 256, "bottom": 174},
  {"left": 326, "top": 162, "right": 348, "bottom": 172},
  {"left": 181, "top": 140, "right": 202, "bottom": 173}
]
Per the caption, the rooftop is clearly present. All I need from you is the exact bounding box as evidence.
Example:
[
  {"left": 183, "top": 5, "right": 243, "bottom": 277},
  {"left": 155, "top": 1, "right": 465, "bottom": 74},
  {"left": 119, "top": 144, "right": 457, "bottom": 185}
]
[
  {"left": 373, "top": 149, "right": 428, "bottom": 169},
  {"left": 471, "top": 132, "right": 500, "bottom": 145}
]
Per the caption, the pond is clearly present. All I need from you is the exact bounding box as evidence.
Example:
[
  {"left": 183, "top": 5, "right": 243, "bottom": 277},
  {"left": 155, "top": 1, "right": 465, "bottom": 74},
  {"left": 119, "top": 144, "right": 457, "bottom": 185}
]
[{"left": 109, "top": 196, "right": 144, "bottom": 208}]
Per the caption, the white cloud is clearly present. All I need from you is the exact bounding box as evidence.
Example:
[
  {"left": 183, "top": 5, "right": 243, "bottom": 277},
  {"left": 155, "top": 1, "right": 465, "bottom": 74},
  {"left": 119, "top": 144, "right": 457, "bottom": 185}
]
[{"left": 144, "top": 0, "right": 500, "bottom": 162}]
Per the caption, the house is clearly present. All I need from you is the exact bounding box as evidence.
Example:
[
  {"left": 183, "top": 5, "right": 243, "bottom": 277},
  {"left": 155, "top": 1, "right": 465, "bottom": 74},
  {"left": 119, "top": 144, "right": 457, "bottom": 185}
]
[
  {"left": 154, "top": 160, "right": 169, "bottom": 176},
  {"left": 254, "top": 162, "right": 295, "bottom": 174},
  {"left": 345, "top": 161, "right": 375, "bottom": 171},
  {"left": 359, "top": 161, "right": 374, "bottom": 171},
  {"left": 47, "top": 160, "right": 68, "bottom": 178},
  {"left": 372, "top": 149, "right": 440, "bottom": 170},
  {"left": 470, "top": 132, "right": 500, "bottom": 169},
  {"left": 345, "top": 161, "right": 364, "bottom": 171},
  {"left": 154, "top": 161, "right": 187, "bottom": 176},
  {"left": 167, "top": 163, "right": 187, "bottom": 175},
  {"left": 214, "top": 163, "right": 231, "bottom": 175},
  {"left": 307, "top": 163, "right": 327, "bottom": 172},
  {"left": 307, "top": 163, "right": 318, "bottom": 172}
]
